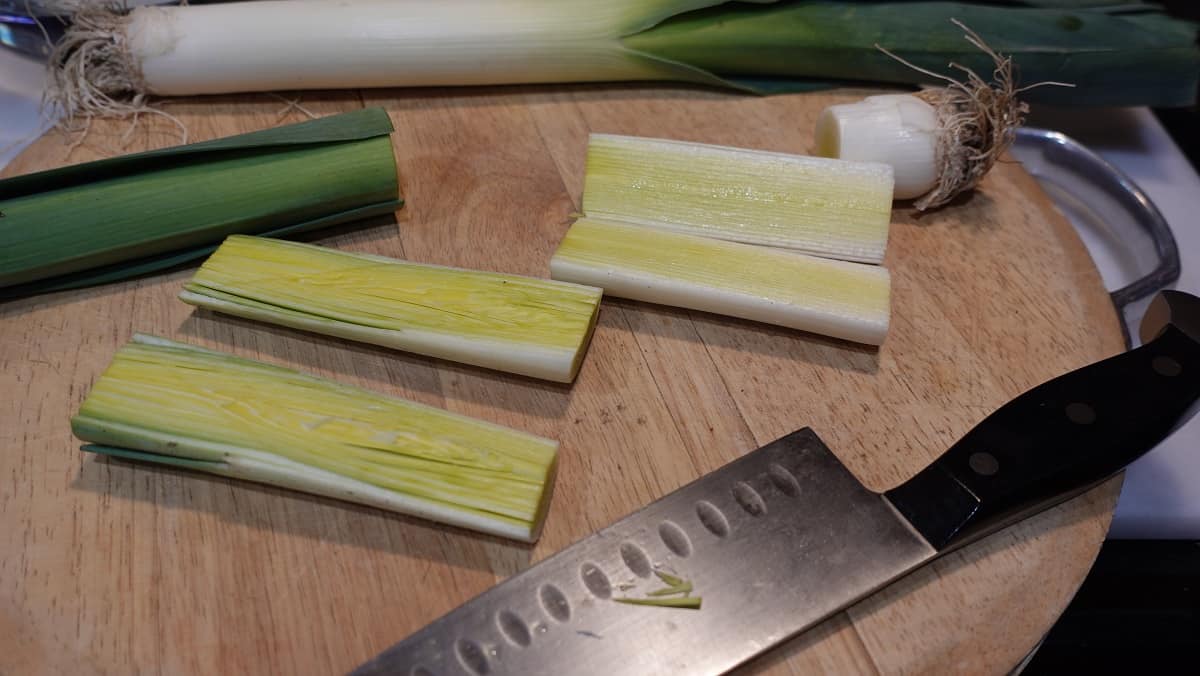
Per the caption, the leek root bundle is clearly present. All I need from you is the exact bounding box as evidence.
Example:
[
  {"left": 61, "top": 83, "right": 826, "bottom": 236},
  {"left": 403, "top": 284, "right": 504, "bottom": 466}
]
[
  {"left": 180, "top": 236, "right": 603, "bottom": 382},
  {"left": 49, "top": 0, "right": 1200, "bottom": 119},
  {"left": 72, "top": 335, "right": 560, "bottom": 541},
  {"left": 0, "top": 108, "right": 401, "bottom": 298}
]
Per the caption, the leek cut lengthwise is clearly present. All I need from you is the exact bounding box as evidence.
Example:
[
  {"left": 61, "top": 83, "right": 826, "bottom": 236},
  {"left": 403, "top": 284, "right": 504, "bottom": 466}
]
[
  {"left": 180, "top": 236, "right": 604, "bottom": 383},
  {"left": 0, "top": 108, "right": 401, "bottom": 299},
  {"left": 549, "top": 218, "right": 890, "bottom": 346},
  {"left": 71, "top": 335, "right": 560, "bottom": 542},
  {"left": 582, "top": 133, "right": 893, "bottom": 263},
  {"left": 51, "top": 0, "right": 1200, "bottom": 119}
]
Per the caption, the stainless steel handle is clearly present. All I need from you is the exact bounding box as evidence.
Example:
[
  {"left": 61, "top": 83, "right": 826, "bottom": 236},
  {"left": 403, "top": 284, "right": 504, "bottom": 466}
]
[{"left": 1013, "top": 127, "right": 1181, "bottom": 348}]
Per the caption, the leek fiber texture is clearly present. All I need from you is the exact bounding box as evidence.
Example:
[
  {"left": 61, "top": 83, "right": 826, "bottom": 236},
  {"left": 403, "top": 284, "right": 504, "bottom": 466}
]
[
  {"left": 0, "top": 108, "right": 402, "bottom": 298},
  {"left": 549, "top": 218, "right": 890, "bottom": 345},
  {"left": 583, "top": 133, "right": 893, "bottom": 263},
  {"left": 180, "top": 236, "right": 603, "bottom": 383},
  {"left": 71, "top": 334, "right": 560, "bottom": 542},
  {"left": 51, "top": 0, "right": 1200, "bottom": 118}
]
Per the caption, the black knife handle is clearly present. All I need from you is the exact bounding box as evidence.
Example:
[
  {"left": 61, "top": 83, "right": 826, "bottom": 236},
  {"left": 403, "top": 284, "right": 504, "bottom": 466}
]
[{"left": 886, "top": 290, "right": 1200, "bottom": 552}]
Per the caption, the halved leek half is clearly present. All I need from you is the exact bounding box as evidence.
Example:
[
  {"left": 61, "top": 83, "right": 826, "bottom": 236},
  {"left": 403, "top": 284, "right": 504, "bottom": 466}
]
[
  {"left": 582, "top": 133, "right": 893, "bottom": 264},
  {"left": 71, "top": 334, "right": 560, "bottom": 541},
  {"left": 549, "top": 218, "right": 890, "bottom": 345},
  {"left": 180, "top": 236, "right": 603, "bottom": 383}
]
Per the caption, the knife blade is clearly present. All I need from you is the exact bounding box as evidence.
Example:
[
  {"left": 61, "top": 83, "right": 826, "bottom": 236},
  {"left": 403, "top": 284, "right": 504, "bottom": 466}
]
[{"left": 353, "top": 289, "right": 1200, "bottom": 676}]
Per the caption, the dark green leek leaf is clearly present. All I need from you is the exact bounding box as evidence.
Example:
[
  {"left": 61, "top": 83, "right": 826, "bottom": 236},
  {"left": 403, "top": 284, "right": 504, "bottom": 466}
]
[
  {"left": 0, "top": 107, "right": 402, "bottom": 299},
  {"left": 625, "top": 1, "right": 1200, "bottom": 106}
]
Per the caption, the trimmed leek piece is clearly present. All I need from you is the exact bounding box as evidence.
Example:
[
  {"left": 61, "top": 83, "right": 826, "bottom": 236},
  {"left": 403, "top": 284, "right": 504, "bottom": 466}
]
[
  {"left": 550, "top": 218, "right": 890, "bottom": 345},
  {"left": 582, "top": 133, "right": 893, "bottom": 264},
  {"left": 180, "top": 236, "right": 603, "bottom": 383},
  {"left": 71, "top": 334, "right": 560, "bottom": 542},
  {"left": 0, "top": 108, "right": 401, "bottom": 299}
]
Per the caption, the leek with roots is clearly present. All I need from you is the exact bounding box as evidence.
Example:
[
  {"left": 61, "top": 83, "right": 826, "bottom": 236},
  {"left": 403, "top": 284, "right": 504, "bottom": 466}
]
[
  {"left": 180, "top": 236, "right": 603, "bottom": 383},
  {"left": 549, "top": 218, "right": 890, "bottom": 346},
  {"left": 0, "top": 108, "right": 401, "bottom": 298},
  {"left": 72, "top": 334, "right": 560, "bottom": 542},
  {"left": 49, "top": 1, "right": 1200, "bottom": 119},
  {"left": 583, "top": 133, "right": 893, "bottom": 264},
  {"left": 813, "top": 20, "right": 1036, "bottom": 210}
]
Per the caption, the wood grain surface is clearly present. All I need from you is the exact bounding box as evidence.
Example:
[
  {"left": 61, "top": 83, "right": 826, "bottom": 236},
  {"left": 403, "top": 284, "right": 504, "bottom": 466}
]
[{"left": 0, "top": 84, "right": 1126, "bottom": 675}]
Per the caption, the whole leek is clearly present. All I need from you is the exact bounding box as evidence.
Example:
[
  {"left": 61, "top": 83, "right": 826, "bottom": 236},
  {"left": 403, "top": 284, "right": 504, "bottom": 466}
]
[
  {"left": 49, "top": 0, "right": 1200, "bottom": 120},
  {"left": 71, "top": 334, "right": 560, "bottom": 542}
]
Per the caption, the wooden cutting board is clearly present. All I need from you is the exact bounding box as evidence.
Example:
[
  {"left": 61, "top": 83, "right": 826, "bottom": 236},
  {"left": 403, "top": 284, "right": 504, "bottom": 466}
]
[{"left": 0, "top": 85, "right": 1125, "bottom": 675}]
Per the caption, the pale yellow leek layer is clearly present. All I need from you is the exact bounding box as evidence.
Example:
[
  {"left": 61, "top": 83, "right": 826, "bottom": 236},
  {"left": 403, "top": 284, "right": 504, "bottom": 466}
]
[
  {"left": 550, "top": 218, "right": 890, "bottom": 345},
  {"left": 71, "top": 335, "right": 559, "bottom": 541},
  {"left": 181, "top": 236, "right": 602, "bottom": 382},
  {"left": 582, "top": 133, "right": 894, "bottom": 263}
]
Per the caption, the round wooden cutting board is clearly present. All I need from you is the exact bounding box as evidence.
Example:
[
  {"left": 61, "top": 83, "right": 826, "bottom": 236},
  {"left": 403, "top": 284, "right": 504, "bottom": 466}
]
[{"left": 0, "top": 85, "right": 1125, "bottom": 675}]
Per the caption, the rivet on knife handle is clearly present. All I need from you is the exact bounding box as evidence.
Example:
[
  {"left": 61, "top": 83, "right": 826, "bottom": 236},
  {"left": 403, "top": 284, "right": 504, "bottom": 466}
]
[{"left": 886, "top": 289, "right": 1200, "bottom": 551}]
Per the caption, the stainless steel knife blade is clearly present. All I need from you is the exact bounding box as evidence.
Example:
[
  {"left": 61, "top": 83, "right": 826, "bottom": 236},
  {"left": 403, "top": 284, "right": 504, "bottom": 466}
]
[
  {"left": 356, "top": 429, "right": 934, "bottom": 676},
  {"left": 353, "top": 289, "right": 1200, "bottom": 676}
]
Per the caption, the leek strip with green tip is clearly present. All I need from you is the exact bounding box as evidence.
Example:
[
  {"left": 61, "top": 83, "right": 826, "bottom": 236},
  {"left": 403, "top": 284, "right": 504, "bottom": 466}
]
[
  {"left": 71, "top": 334, "right": 560, "bottom": 541},
  {"left": 582, "top": 133, "right": 893, "bottom": 263},
  {"left": 180, "top": 236, "right": 603, "bottom": 383},
  {"left": 550, "top": 218, "right": 890, "bottom": 345}
]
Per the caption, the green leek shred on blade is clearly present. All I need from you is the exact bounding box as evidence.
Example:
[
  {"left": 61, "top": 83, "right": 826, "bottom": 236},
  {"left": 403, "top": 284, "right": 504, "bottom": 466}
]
[{"left": 615, "top": 570, "right": 703, "bottom": 610}]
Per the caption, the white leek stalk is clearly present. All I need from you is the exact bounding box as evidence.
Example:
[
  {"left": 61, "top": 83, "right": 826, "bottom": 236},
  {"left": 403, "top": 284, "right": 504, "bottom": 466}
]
[
  {"left": 180, "top": 236, "right": 602, "bottom": 383},
  {"left": 71, "top": 334, "right": 560, "bottom": 542},
  {"left": 814, "top": 95, "right": 939, "bottom": 200},
  {"left": 582, "top": 133, "right": 894, "bottom": 264},
  {"left": 549, "top": 218, "right": 890, "bottom": 345},
  {"left": 54, "top": 0, "right": 759, "bottom": 106}
]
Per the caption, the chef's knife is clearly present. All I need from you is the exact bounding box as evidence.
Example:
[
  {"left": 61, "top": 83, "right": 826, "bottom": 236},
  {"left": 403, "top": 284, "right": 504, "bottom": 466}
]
[{"left": 353, "top": 289, "right": 1200, "bottom": 676}]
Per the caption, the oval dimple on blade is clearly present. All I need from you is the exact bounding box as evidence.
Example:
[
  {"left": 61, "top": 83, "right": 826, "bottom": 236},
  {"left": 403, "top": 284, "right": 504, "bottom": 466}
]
[
  {"left": 580, "top": 562, "right": 612, "bottom": 599},
  {"left": 695, "top": 500, "right": 731, "bottom": 537},
  {"left": 496, "top": 610, "right": 532, "bottom": 647},
  {"left": 455, "top": 638, "right": 489, "bottom": 675},
  {"left": 539, "top": 584, "right": 571, "bottom": 623},
  {"left": 733, "top": 481, "right": 767, "bottom": 516},
  {"left": 619, "top": 541, "right": 652, "bottom": 578},
  {"left": 658, "top": 520, "right": 692, "bottom": 557},
  {"left": 768, "top": 463, "right": 802, "bottom": 497}
]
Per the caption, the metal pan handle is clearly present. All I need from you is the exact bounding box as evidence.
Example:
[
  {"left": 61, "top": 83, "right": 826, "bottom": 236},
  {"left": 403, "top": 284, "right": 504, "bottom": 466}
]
[{"left": 1012, "top": 127, "right": 1181, "bottom": 349}]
